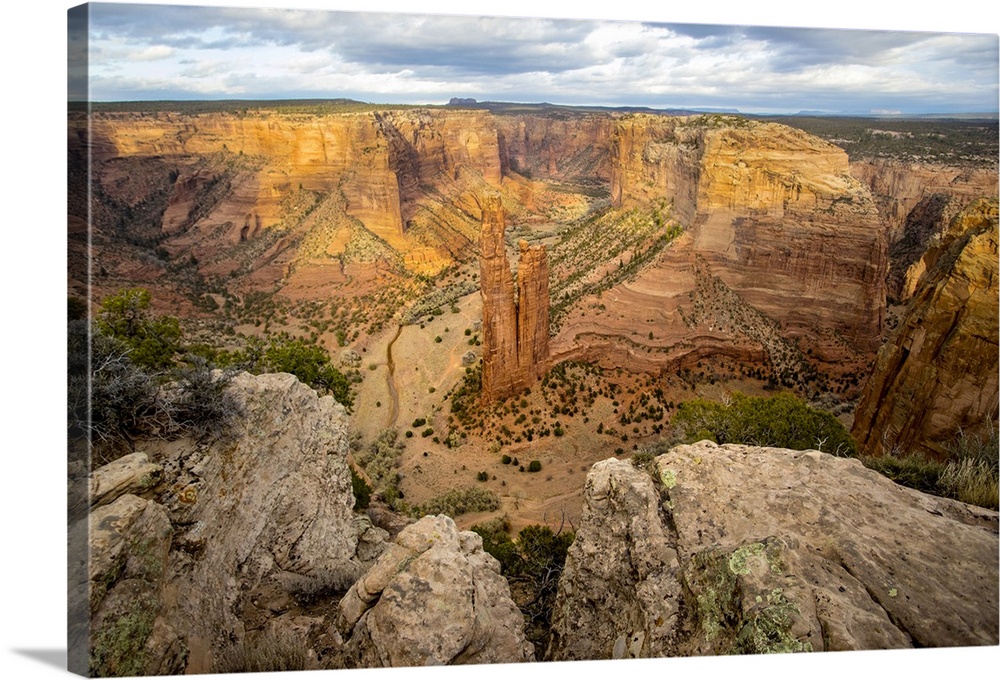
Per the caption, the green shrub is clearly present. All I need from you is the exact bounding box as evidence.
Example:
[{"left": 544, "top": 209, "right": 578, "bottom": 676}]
[
  {"left": 501, "top": 454, "right": 512, "bottom": 465},
  {"left": 476, "top": 470, "right": 489, "bottom": 482},
  {"left": 417, "top": 486, "right": 500, "bottom": 517},
  {"left": 671, "top": 392, "right": 856, "bottom": 456},
  {"left": 471, "top": 521, "right": 575, "bottom": 652},
  {"left": 528, "top": 460, "right": 542, "bottom": 473},
  {"left": 96, "top": 288, "right": 183, "bottom": 371},
  {"left": 350, "top": 467, "right": 372, "bottom": 511}
]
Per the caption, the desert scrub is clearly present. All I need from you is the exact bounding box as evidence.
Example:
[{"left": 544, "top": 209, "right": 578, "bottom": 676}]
[
  {"left": 416, "top": 486, "right": 500, "bottom": 517},
  {"left": 863, "top": 424, "right": 998, "bottom": 509},
  {"left": 671, "top": 392, "right": 856, "bottom": 456},
  {"left": 471, "top": 520, "right": 575, "bottom": 652},
  {"left": 213, "top": 629, "right": 309, "bottom": 674},
  {"left": 355, "top": 428, "right": 404, "bottom": 500}
]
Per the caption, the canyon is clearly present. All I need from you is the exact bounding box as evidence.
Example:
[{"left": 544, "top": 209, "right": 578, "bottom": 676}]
[{"left": 69, "top": 101, "right": 998, "bottom": 672}]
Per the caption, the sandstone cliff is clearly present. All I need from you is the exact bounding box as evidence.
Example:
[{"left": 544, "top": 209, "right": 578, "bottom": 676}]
[
  {"left": 495, "top": 112, "right": 613, "bottom": 183},
  {"left": 852, "top": 198, "right": 999, "bottom": 459},
  {"left": 609, "top": 114, "right": 887, "bottom": 354},
  {"left": 479, "top": 194, "right": 550, "bottom": 400},
  {"left": 852, "top": 160, "right": 998, "bottom": 302},
  {"left": 549, "top": 443, "right": 999, "bottom": 660}
]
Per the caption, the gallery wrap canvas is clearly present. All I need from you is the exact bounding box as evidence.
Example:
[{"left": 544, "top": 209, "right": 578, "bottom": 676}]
[{"left": 64, "top": 1, "right": 999, "bottom": 678}]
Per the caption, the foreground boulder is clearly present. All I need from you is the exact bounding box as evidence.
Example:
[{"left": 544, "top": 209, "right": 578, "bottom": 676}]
[
  {"left": 549, "top": 442, "right": 999, "bottom": 660},
  {"left": 336, "top": 514, "right": 535, "bottom": 666},
  {"left": 73, "top": 372, "right": 388, "bottom": 675}
]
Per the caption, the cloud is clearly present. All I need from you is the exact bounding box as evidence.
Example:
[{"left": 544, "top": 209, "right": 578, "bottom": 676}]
[{"left": 82, "top": 4, "right": 999, "bottom": 113}]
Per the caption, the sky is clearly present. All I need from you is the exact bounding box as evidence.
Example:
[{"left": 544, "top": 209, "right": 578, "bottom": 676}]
[
  {"left": 72, "top": 0, "right": 1000, "bottom": 115},
  {"left": 0, "top": 3, "right": 998, "bottom": 680}
]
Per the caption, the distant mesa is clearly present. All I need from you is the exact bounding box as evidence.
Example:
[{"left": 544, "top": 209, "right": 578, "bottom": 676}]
[
  {"left": 479, "top": 193, "right": 550, "bottom": 401},
  {"left": 448, "top": 97, "right": 478, "bottom": 106}
]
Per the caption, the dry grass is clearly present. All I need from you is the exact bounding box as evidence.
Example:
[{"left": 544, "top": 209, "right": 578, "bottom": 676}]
[{"left": 213, "top": 629, "right": 309, "bottom": 674}]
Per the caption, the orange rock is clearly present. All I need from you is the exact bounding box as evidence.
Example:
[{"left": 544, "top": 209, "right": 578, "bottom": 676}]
[
  {"left": 479, "top": 195, "right": 550, "bottom": 400},
  {"left": 852, "top": 198, "right": 999, "bottom": 460}
]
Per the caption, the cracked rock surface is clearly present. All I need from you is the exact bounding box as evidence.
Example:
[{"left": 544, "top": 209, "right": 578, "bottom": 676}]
[
  {"left": 336, "top": 514, "right": 534, "bottom": 666},
  {"left": 549, "top": 442, "right": 998, "bottom": 660}
]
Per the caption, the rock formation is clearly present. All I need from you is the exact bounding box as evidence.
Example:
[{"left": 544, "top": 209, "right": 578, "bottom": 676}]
[
  {"left": 479, "top": 194, "right": 550, "bottom": 400},
  {"left": 852, "top": 198, "right": 999, "bottom": 459},
  {"left": 548, "top": 443, "right": 999, "bottom": 660},
  {"left": 851, "top": 159, "right": 999, "bottom": 244},
  {"left": 336, "top": 514, "right": 534, "bottom": 666},
  {"left": 609, "top": 114, "right": 887, "bottom": 355},
  {"left": 73, "top": 371, "right": 539, "bottom": 675},
  {"left": 849, "top": 161, "right": 999, "bottom": 303},
  {"left": 72, "top": 372, "right": 388, "bottom": 674},
  {"left": 494, "top": 112, "right": 613, "bottom": 182}
]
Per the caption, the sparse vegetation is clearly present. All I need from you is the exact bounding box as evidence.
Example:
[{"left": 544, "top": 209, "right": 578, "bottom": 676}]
[
  {"left": 862, "top": 423, "right": 999, "bottom": 509},
  {"left": 355, "top": 428, "right": 405, "bottom": 505},
  {"left": 212, "top": 629, "right": 309, "bottom": 674},
  {"left": 471, "top": 518, "right": 575, "bottom": 652},
  {"left": 416, "top": 486, "right": 501, "bottom": 517}
]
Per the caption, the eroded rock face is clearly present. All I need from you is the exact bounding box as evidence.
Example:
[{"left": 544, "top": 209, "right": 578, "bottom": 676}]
[
  {"left": 609, "top": 114, "right": 887, "bottom": 354},
  {"left": 852, "top": 198, "right": 999, "bottom": 459},
  {"left": 479, "top": 194, "right": 550, "bottom": 400},
  {"left": 336, "top": 514, "right": 534, "bottom": 666},
  {"left": 549, "top": 444, "right": 999, "bottom": 660},
  {"left": 74, "top": 372, "right": 387, "bottom": 675},
  {"left": 852, "top": 160, "right": 999, "bottom": 244}
]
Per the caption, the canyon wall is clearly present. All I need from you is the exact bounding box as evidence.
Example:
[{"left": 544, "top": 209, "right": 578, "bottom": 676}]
[
  {"left": 852, "top": 198, "right": 999, "bottom": 460},
  {"left": 609, "top": 114, "right": 887, "bottom": 354},
  {"left": 851, "top": 160, "right": 999, "bottom": 301},
  {"left": 479, "top": 194, "right": 550, "bottom": 400},
  {"left": 84, "top": 108, "right": 506, "bottom": 268},
  {"left": 494, "top": 112, "right": 613, "bottom": 183}
]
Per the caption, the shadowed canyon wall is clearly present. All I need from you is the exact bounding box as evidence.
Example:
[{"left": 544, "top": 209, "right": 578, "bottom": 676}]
[{"left": 852, "top": 198, "right": 999, "bottom": 460}]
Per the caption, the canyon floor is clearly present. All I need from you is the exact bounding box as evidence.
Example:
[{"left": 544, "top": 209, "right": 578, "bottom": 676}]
[{"left": 347, "top": 253, "right": 848, "bottom": 533}]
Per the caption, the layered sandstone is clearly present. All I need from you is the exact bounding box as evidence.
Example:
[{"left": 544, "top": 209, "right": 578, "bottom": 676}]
[
  {"left": 852, "top": 160, "right": 998, "bottom": 302},
  {"left": 494, "top": 112, "right": 613, "bottom": 182},
  {"left": 549, "top": 445, "right": 998, "bottom": 660},
  {"left": 479, "top": 194, "right": 551, "bottom": 400},
  {"left": 852, "top": 198, "right": 999, "bottom": 459},
  {"left": 80, "top": 108, "right": 506, "bottom": 281},
  {"left": 852, "top": 159, "right": 999, "bottom": 243},
  {"left": 610, "top": 114, "right": 887, "bottom": 354}
]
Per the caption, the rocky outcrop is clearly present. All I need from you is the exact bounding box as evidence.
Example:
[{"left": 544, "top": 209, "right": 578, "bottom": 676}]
[
  {"left": 336, "top": 514, "right": 534, "bottom": 667},
  {"left": 549, "top": 443, "right": 999, "bottom": 660},
  {"left": 852, "top": 198, "right": 999, "bottom": 459},
  {"left": 72, "top": 372, "right": 388, "bottom": 675},
  {"left": 610, "top": 114, "right": 887, "bottom": 354},
  {"left": 479, "top": 194, "right": 550, "bottom": 400}
]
